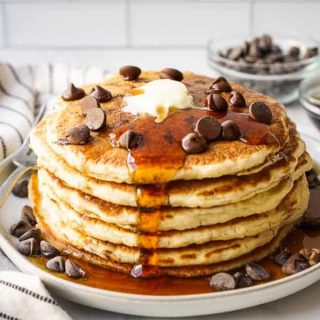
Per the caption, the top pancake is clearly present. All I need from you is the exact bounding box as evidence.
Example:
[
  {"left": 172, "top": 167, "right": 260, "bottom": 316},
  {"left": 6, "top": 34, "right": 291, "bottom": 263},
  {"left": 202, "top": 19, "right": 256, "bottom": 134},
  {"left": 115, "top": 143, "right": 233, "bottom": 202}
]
[{"left": 32, "top": 71, "right": 290, "bottom": 184}]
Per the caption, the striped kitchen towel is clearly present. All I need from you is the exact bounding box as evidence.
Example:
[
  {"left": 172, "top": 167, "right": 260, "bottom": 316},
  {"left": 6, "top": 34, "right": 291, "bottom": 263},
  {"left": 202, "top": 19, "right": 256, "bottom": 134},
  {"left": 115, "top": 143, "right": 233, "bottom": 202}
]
[
  {"left": 0, "top": 63, "right": 108, "bottom": 162},
  {"left": 0, "top": 271, "right": 71, "bottom": 320}
]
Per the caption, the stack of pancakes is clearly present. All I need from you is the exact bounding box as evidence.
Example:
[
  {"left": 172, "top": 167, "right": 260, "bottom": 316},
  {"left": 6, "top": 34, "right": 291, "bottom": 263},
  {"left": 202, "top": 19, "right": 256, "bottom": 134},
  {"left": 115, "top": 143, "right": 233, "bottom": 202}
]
[{"left": 29, "top": 71, "right": 312, "bottom": 277}]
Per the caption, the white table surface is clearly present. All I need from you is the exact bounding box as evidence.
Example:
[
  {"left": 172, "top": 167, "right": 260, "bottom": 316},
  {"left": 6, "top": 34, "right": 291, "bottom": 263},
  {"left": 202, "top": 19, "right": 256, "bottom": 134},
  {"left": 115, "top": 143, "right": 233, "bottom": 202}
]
[{"left": 1, "top": 51, "right": 320, "bottom": 319}]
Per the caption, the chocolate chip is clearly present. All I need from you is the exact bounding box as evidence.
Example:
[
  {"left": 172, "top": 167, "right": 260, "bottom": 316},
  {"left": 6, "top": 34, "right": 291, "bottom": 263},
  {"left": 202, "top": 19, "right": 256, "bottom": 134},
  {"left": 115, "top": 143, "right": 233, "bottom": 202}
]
[
  {"left": 249, "top": 102, "right": 272, "bottom": 124},
  {"left": 210, "top": 272, "right": 236, "bottom": 291},
  {"left": 209, "top": 77, "right": 232, "bottom": 93},
  {"left": 46, "top": 256, "right": 65, "bottom": 273},
  {"left": 19, "top": 228, "right": 41, "bottom": 242},
  {"left": 67, "top": 125, "right": 90, "bottom": 145},
  {"left": 271, "top": 248, "right": 292, "bottom": 267},
  {"left": 119, "top": 65, "right": 141, "bottom": 81},
  {"left": 229, "top": 91, "right": 246, "bottom": 108},
  {"left": 233, "top": 271, "right": 254, "bottom": 288},
  {"left": 17, "top": 238, "right": 40, "bottom": 256},
  {"left": 81, "top": 96, "right": 100, "bottom": 115},
  {"left": 288, "top": 46, "right": 300, "bottom": 58},
  {"left": 282, "top": 254, "right": 309, "bottom": 275},
  {"left": 131, "top": 264, "right": 143, "bottom": 278},
  {"left": 21, "top": 205, "right": 36, "bottom": 226},
  {"left": 61, "top": 83, "right": 85, "bottom": 101},
  {"left": 159, "top": 68, "right": 183, "bottom": 82},
  {"left": 299, "top": 248, "right": 320, "bottom": 266},
  {"left": 205, "top": 93, "right": 228, "bottom": 112},
  {"left": 248, "top": 39, "right": 263, "bottom": 58},
  {"left": 10, "top": 219, "right": 33, "bottom": 237},
  {"left": 300, "top": 217, "right": 320, "bottom": 231},
  {"left": 194, "top": 116, "right": 221, "bottom": 141},
  {"left": 12, "top": 179, "right": 29, "bottom": 198},
  {"left": 221, "top": 120, "right": 241, "bottom": 141},
  {"left": 245, "top": 263, "right": 270, "bottom": 281},
  {"left": 303, "top": 47, "right": 318, "bottom": 59},
  {"left": 85, "top": 108, "right": 106, "bottom": 131},
  {"left": 90, "top": 85, "right": 112, "bottom": 103},
  {"left": 227, "top": 47, "right": 243, "bottom": 61},
  {"left": 40, "top": 240, "right": 60, "bottom": 258},
  {"left": 306, "top": 169, "right": 320, "bottom": 189},
  {"left": 181, "top": 132, "right": 207, "bottom": 154},
  {"left": 119, "top": 130, "right": 142, "bottom": 149},
  {"left": 65, "top": 259, "right": 85, "bottom": 278}
]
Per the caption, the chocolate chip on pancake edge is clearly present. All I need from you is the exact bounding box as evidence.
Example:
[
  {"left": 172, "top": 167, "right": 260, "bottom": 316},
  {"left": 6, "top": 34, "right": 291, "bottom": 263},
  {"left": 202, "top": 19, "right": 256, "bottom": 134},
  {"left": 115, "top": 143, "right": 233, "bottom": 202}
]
[
  {"left": 249, "top": 101, "right": 272, "bottom": 124},
  {"left": 119, "top": 130, "right": 142, "bottom": 149},
  {"left": 221, "top": 120, "right": 241, "bottom": 141},
  {"left": 67, "top": 124, "right": 91, "bottom": 145},
  {"left": 85, "top": 108, "right": 106, "bottom": 131},
  {"left": 229, "top": 90, "right": 246, "bottom": 108},
  {"left": 195, "top": 116, "right": 221, "bottom": 141},
  {"left": 182, "top": 132, "right": 207, "bottom": 154},
  {"left": 61, "top": 83, "right": 85, "bottom": 101},
  {"left": 46, "top": 256, "right": 65, "bottom": 273},
  {"left": 209, "top": 77, "right": 232, "bottom": 93},
  {"left": 90, "top": 85, "right": 112, "bottom": 103},
  {"left": 205, "top": 93, "right": 228, "bottom": 112},
  {"left": 119, "top": 65, "right": 141, "bottom": 81},
  {"left": 81, "top": 96, "right": 100, "bottom": 115},
  {"left": 159, "top": 68, "right": 184, "bottom": 82},
  {"left": 65, "top": 259, "right": 86, "bottom": 278}
]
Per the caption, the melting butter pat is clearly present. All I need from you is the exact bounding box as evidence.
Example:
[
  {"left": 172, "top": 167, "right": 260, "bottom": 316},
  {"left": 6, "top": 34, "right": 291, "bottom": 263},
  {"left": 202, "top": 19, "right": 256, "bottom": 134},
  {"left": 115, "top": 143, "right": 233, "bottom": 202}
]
[{"left": 123, "top": 79, "right": 195, "bottom": 122}]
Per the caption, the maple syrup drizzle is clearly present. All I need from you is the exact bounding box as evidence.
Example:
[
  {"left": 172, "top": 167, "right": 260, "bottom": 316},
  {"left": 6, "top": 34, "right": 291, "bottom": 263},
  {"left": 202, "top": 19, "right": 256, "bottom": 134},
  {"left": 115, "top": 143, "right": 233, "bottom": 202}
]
[{"left": 110, "top": 106, "right": 278, "bottom": 276}]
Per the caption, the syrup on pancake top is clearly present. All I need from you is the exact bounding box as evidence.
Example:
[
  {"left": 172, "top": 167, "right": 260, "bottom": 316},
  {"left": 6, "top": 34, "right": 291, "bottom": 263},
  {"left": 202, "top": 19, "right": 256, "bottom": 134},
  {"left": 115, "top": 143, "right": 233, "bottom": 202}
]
[{"left": 28, "top": 66, "right": 312, "bottom": 280}]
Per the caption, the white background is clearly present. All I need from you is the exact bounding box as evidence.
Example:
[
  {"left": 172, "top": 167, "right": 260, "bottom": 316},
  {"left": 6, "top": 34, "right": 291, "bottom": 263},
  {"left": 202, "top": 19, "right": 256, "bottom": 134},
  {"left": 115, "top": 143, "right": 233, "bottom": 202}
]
[{"left": 0, "top": 0, "right": 319, "bottom": 73}]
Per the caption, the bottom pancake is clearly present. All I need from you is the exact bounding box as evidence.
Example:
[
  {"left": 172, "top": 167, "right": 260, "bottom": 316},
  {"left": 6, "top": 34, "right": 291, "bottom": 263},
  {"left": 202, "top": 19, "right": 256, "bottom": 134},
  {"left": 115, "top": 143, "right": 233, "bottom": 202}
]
[{"left": 29, "top": 173, "right": 303, "bottom": 277}]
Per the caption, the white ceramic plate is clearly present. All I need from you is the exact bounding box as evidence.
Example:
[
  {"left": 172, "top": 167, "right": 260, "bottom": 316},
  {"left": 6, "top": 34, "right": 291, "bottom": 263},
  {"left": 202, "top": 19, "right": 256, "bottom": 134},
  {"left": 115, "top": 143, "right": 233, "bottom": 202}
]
[{"left": 0, "top": 135, "right": 319, "bottom": 318}]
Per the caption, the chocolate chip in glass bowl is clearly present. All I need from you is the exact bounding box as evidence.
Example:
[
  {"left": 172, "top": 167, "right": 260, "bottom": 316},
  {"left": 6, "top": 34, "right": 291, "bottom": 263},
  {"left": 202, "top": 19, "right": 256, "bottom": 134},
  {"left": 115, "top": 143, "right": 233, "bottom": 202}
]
[
  {"left": 210, "top": 272, "right": 236, "bottom": 291},
  {"left": 119, "top": 130, "right": 142, "bottom": 149},
  {"left": 46, "top": 256, "right": 65, "bottom": 273},
  {"left": 85, "top": 108, "right": 106, "bottom": 131},
  {"left": 19, "top": 228, "right": 41, "bottom": 242},
  {"left": 205, "top": 93, "right": 228, "bottom": 112},
  {"left": 66, "top": 125, "right": 91, "bottom": 145},
  {"left": 209, "top": 77, "right": 232, "bottom": 93},
  {"left": 181, "top": 132, "right": 207, "bottom": 154},
  {"left": 249, "top": 101, "right": 272, "bottom": 124},
  {"left": 61, "top": 83, "right": 85, "bottom": 101},
  {"left": 81, "top": 96, "right": 100, "bottom": 115},
  {"left": 90, "top": 85, "right": 112, "bottom": 103},
  {"left": 40, "top": 240, "right": 60, "bottom": 258},
  {"left": 17, "top": 238, "right": 40, "bottom": 256},
  {"left": 221, "top": 120, "right": 241, "bottom": 141},
  {"left": 12, "top": 179, "right": 29, "bottom": 198},
  {"left": 245, "top": 263, "right": 270, "bottom": 281},
  {"left": 119, "top": 65, "right": 141, "bottom": 81},
  {"left": 10, "top": 219, "right": 33, "bottom": 238},
  {"left": 65, "top": 259, "right": 86, "bottom": 278},
  {"left": 194, "top": 116, "right": 221, "bottom": 141},
  {"left": 21, "top": 205, "right": 36, "bottom": 226},
  {"left": 229, "top": 90, "right": 246, "bottom": 108},
  {"left": 160, "top": 68, "right": 184, "bottom": 82},
  {"left": 288, "top": 46, "right": 300, "bottom": 58},
  {"left": 282, "top": 253, "right": 309, "bottom": 275}
]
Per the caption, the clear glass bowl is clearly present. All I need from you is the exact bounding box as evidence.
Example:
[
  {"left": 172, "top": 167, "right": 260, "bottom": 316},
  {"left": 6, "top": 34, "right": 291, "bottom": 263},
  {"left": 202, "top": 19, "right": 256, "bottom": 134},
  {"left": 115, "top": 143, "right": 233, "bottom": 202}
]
[{"left": 207, "top": 36, "right": 320, "bottom": 105}]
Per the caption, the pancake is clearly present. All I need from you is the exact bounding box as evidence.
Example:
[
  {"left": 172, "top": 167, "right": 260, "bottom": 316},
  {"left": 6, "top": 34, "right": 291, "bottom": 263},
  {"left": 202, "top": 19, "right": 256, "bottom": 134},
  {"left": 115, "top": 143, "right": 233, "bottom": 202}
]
[
  {"left": 31, "top": 116, "right": 310, "bottom": 208},
  {"left": 28, "top": 69, "right": 312, "bottom": 279},
  {"left": 31, "top": 71, "right": 290, "bottom": 184},
  {"left": 38, "top": 175, "right": 308, "bottom": 249},
  {"left": 30, "top": 172, "right": 296, "bottom": 277},
  {"left": 30, "top": 172, "right": 308, "bottom": 266}
]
